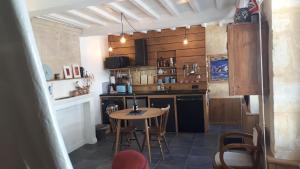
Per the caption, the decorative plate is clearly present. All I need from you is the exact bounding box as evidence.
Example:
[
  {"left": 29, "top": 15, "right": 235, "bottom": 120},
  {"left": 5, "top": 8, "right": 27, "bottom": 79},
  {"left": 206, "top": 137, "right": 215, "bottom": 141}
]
[{"left": 42, "top": 64, "right": 53, "bottom": 81}]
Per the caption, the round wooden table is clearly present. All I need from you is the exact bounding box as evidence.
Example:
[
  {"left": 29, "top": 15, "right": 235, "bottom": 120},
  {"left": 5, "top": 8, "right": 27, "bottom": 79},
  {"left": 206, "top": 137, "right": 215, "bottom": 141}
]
[{"left": 109, "top": 108, "right": 163, "bottom": 163}]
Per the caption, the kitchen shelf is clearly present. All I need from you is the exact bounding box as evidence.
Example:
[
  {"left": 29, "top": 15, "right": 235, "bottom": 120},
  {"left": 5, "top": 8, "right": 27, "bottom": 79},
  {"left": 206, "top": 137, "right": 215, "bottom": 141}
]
[
  {"left": 157, "top": 74, "right": 177, "bottom": 76},
  {"left": 47, "top": 78, "right": 83, "bottom": 82},
  {"left": 157, "top": 67, "right": 176, "bottom": 69}
]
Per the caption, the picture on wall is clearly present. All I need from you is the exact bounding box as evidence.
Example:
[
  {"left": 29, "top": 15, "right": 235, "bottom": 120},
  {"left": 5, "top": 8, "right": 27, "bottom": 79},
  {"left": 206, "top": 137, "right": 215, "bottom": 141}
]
[
  {"left": 72, "top": 64, "right": 81, "bottom": 78},
  {"left": 63, "top": 66, "right": 73, "bottom": 79},
  {"left": 209, "top": 56, "right": 229, "bottom": 81}
]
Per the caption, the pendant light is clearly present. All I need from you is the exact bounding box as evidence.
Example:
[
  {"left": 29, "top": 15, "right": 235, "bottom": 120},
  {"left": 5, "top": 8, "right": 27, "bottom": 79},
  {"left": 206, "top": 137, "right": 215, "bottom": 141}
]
[
  {"left": 183, "top": 28, "right": 188, "bottom": 45},
  {"left": 120, "top": 13, "right": 126, "bottom": 44},
  {"left": 108, "top": 40, "right": 113, "bottom": 52}
]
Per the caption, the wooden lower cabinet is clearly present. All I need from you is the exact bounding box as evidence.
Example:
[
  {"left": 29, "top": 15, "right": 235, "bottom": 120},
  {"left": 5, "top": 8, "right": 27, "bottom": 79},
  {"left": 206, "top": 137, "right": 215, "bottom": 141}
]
[{"left": 209, "top": 98, "right": 242, "bottom": 125}]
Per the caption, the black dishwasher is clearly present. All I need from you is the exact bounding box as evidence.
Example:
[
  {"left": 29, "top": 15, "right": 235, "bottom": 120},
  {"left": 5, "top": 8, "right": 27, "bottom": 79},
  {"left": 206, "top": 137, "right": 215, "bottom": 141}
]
[{"left": 176, "top": 96, "right": 204, "bottom": 132}]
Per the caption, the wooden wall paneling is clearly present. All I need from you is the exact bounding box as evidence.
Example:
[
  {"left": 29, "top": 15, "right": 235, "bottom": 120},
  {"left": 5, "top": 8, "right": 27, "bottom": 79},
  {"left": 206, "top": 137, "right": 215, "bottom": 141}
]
[
  {"left": 176, "top": 48, "right": 206, "bottom": 57},
  {"left": 209, "top": 98, "right": 242, "bottom": 125},
  {"left": 148, "top": 41, "right": 205, "bottom": 52},
  {"left": 108, "top": 25, "right": 207, "bottom": 91},
  {"left": 147, "top": 33, "right": 205, "bottom": 45}
]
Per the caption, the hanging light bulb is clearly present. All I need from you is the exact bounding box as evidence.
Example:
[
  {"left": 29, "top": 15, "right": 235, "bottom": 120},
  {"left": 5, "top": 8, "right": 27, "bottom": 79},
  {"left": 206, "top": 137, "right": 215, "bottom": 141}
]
[
  {"left": 183, "top": 28, "right": 188, "bottom": 45},
  {"left": 108, "top": 42, "right": 113, "bottom": 52},
  {"left": 183, "top": 37, "right": 188, "bottom": 45},
  {"left": 119, "top": 13, "right": 126, "bottom": 44},
  {"left": 120, "top": 34, "right": 126, "bottom": 44}
]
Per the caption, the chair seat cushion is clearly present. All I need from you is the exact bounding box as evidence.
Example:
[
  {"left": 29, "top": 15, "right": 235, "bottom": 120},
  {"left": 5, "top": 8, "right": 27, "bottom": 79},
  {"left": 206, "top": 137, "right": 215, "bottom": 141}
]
[
  {"left": 112, "top": 150, "right": 148, "bottom": 169},
  {"left": 214, "top": 151, "right": 254, "bottom": 168}
]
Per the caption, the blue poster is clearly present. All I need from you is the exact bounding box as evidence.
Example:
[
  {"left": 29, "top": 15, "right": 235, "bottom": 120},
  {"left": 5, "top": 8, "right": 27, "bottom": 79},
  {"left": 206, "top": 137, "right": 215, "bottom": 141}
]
[{"left": 210, "top": 58, "right": 228, "bottom": 81}]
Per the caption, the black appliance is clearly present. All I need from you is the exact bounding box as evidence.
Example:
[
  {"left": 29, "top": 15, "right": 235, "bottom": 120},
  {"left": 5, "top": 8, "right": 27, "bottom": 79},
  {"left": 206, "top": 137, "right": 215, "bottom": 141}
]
[
  {"left": 135, "top": 39, "right": 148, "bottom": 66},
  {"left": 104, "top": 56, "right": 130, "bottom": 69},
  {"left": 101, "top": 97, "right": 124, "bottom": 124},
  {"left": 149, "top": 98, "right": 176, "bottom": 132},
  {"left": 177, "top": 96, "right": 204, "bottom": 132}
]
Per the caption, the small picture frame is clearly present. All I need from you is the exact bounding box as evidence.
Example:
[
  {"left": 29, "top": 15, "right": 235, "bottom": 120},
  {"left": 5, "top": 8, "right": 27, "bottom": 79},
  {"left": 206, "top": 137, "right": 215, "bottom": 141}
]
[
  {"left": 72, "top": 64, "right": 81, "bottom": 78},
  {"left": 63, "top": 66, "right": 73, "bottom": 79}
]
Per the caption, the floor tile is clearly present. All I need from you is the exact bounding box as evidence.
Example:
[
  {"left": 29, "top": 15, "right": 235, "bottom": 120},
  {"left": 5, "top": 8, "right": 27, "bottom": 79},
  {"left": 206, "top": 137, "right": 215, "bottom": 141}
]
[{"left": 69, "top": 125, "right": 240, "bottom": 169}]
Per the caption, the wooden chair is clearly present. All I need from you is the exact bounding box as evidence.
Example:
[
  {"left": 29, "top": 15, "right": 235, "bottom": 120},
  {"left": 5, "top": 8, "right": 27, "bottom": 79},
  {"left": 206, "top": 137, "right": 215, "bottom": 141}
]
[
  {"left": 142, "top": 105, "right": 170, "bottom": 160},
  {"left": 106, "top": 105, "right": 142, "bottom": 152},
  {"left": 213, "top": 125, "right": 262, "bottom": 169}
]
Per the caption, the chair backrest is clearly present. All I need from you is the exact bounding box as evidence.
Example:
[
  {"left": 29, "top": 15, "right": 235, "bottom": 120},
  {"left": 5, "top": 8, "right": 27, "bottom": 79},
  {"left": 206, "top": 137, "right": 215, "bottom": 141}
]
[
  {"left": 106, "top": 104, "right": 119, "bottom": 133},
  {"left": 159, "top": 105, "right": 170, "bottom": 133}
]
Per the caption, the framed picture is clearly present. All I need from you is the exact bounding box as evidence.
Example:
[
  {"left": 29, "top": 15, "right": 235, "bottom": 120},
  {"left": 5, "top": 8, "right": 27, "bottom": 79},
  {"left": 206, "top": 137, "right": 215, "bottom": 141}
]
[
  {"left": 72, "top": 64, "right": 81, "bottom": 78},
  {"left": 209, "top": 55, "right": 229, "bottom": 81},
  {"left": 63, "top": 66, "right": 73, "bottom": 79}
]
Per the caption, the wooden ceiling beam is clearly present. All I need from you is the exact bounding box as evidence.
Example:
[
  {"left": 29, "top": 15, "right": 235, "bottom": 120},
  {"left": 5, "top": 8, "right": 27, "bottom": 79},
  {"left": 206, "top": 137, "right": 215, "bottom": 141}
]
[
  {"left": 129, "top": 0, "right": 160, "bottom": 19},
  {"left": 187, "top": 0, "right": 201, "bottom": 12},
  {"left": 45, "top": 13, "right": 91, "bottom": 28},
  {"left": 108, "top": 2, "right": 142, "bottom": 21},
  {"left": 87, "top": 6, "right": 120, "bottom": 23},
  {"left": 158, "top": 0, "right": 180, "bottom": 16},
  {"left": 68, "top": 10, "right": 108, "bottom": 26}
]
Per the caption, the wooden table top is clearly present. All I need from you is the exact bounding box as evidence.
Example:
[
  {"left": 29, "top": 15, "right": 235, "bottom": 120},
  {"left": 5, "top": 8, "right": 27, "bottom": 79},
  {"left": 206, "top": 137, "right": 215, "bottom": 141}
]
[{"left": 109, "top": 108, "right": 163, "bottom": 120}]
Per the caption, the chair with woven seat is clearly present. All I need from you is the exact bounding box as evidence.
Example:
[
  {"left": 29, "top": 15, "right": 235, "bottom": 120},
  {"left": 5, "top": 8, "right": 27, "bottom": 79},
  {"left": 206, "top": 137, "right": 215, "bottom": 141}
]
[
  {"left": 142, "top": 105, "right": 170, "bottom": 160},
  {"left": 213, "top": 125, "right": 262, "bottom": 169},
  {"left": 106, "top": 105, "right": 142, "bottom": 152}
]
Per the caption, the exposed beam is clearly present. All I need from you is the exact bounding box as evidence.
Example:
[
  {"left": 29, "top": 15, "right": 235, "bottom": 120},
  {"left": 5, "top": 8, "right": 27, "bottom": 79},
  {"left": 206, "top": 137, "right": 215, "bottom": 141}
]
[
  {"left": 87, "top": 6, "right": 120, "bottom": 23},
  {"left": 28, "top": 0, "right": 118, "bottom": 16},
  {"left": 215, "top": 0, "right": 224, "bottom": 9},
  {"left": 46, "top": 13, "right": 91, "bottom": 28},
  {"left": 129, "top": 0, "right": 160, "bottom": 19},
  {"left": 35, "top": 16, "right": 87, "bottom": 30},
  {"left": 158, "top": 0, "right": 180, "bottom": 16},
  {"left": 108, "top": 2, "right": 141, "bottom": 21},
  {"left": 68, "top": 10, "right": 107, "bottom": 26},
  {"left": 82, "top": 7, "right": 235, "bottom": 36},
  {"left": 187, "top": 0, "right": 201, "bottom": 12}
]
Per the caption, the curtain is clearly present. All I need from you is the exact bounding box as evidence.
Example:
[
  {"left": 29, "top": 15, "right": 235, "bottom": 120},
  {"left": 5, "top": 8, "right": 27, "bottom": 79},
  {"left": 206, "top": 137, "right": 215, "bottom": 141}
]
[{"left": 0, "top": 0, "right": 73, "bottom": 168}]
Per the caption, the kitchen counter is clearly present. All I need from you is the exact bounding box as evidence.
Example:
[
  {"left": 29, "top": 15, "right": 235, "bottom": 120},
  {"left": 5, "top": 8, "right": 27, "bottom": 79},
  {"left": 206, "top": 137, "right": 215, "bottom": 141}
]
[
  {"left": 100, "top": 90, "right": 207, "bottom": 97},
  {"left": 100, "top": 90, "right": 209, "bottom": 133}
]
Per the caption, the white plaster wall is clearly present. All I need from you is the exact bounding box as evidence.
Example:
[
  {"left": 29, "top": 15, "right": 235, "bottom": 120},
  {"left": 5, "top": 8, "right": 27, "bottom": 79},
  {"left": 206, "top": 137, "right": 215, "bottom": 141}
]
[
  {"left": 80, "top": 36, "right": 110, "bottom": 124},
  {"left": 206, "top": 25, "right": 230, "bottom": 98},
  {"left": 271, "top": 0, "right": 300, "bottom": 160},
  {"left": 262, "top": 0, "right": 300, "bottom": 161},
  {"left": 31, "top": 18, "right": 82, "bottom": 76}
]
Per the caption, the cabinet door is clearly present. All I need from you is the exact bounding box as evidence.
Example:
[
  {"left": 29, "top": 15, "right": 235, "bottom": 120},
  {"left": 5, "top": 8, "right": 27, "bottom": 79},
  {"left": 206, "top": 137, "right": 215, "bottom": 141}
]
[
  {"left": 228, "top": 23, "right": 261, "bottom": 95},
  {"left": 149, "top": 98, "right": 176, "bottom": 132}
]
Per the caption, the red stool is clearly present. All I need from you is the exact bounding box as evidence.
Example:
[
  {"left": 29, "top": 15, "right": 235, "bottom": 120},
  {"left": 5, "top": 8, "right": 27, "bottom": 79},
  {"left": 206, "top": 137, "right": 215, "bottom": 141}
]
[{"left": 112, "top": 150, "right": 148, "bottom": 169}]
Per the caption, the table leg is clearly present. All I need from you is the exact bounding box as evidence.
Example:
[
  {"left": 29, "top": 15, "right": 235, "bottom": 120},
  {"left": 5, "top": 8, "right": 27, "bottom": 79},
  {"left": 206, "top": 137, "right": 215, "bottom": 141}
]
[
  {"left": 115, "top": 119, "right": 121, "bottom": 154},
  {"left": 144, "top": 119, "right": 151, "bottom": 163}
]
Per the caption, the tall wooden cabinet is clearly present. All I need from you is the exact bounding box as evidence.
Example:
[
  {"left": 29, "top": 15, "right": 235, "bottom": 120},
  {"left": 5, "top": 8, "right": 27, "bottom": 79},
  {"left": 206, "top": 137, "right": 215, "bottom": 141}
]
[{"left": 227, "top": 23, "right": 269, "bottom": 95}]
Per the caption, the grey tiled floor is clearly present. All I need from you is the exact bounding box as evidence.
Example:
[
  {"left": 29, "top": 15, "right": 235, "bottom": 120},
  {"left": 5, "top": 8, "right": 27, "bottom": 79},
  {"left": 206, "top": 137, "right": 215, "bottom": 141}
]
[{"left": 69, "top": 125, "right": 241, "bottom": 169}]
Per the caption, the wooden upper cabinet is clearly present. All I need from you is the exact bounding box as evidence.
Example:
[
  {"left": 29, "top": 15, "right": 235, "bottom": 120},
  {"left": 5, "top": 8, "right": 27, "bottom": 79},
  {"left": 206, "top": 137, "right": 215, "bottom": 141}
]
[{"left": 227, "top": 23, "right": 269, "bottom": 96}]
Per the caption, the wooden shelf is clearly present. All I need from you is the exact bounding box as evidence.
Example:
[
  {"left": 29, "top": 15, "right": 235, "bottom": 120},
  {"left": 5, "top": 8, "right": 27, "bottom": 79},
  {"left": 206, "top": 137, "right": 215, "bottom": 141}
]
[
  {"left": 47, "top": 78, "right": 83, "bottom": 82},
  {"left": 157, "top": 67, "right": 176, "bottom": 69},
  {"left": 157, "top": 74, "right": 177, "bottom": 76}
]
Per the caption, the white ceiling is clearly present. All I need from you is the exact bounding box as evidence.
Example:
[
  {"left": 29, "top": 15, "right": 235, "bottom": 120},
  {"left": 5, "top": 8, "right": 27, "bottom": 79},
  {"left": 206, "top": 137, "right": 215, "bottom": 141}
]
[{"left": 27, "top": 0, "right": 237, "bottom": 36}]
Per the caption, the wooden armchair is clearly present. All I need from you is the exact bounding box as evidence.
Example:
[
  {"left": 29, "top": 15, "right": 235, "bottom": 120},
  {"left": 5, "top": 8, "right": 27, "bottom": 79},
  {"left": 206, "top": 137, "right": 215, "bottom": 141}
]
[{"left": 213, "top": 125, "right": 262, "bottom": 169}]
